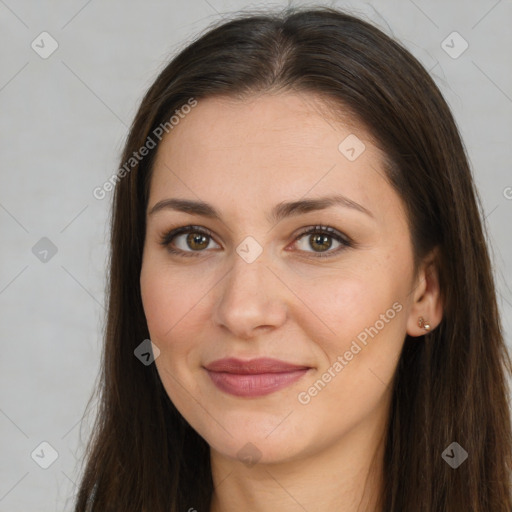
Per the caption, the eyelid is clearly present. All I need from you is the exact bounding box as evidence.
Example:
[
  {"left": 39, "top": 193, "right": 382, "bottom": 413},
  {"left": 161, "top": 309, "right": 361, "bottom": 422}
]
[
  {"left": 293, "top": 225, "right": 351, "bottom": 245},
  {"left": 290, "top": 225, "right": 353, "bottom": 258},
  {"left": 159, "top": 224, "right": 353, "bottom": 258},
  {"left": 158, "top": 225, "right": 219, "bottom": 256}
]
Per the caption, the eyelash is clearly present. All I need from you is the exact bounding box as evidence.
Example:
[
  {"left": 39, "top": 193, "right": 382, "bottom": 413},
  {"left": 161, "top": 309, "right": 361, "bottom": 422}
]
[{"left": 158, "top": 224, "right": 353, "bottom": 259}]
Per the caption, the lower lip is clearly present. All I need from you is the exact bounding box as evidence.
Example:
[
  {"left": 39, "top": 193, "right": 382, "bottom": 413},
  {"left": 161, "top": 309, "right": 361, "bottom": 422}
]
[{"left": 206, "top": 369, "right": 310, "bottom": 397}]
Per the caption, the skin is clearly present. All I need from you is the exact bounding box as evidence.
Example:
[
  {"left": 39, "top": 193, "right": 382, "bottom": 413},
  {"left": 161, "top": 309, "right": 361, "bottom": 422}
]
[{"left": 140, "top": 92, "right": 443, "bottom": 512}]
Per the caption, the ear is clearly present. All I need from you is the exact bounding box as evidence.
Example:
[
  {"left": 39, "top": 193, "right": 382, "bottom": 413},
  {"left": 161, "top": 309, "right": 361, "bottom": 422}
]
[{"left": 406, "top": 247, "right": 444, "bottom": 337}]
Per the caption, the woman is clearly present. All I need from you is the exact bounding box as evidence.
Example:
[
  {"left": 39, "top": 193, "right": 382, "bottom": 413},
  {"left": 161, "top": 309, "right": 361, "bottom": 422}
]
[{"left": 74, "top": 6, "right": 512, "bottom": 511}]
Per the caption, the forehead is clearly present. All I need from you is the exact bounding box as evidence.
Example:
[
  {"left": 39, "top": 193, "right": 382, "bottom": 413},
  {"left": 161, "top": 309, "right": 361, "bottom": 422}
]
[
  {"left": 148, "top": 93, "right": 401, "bottom": 225},
  {"left": 156, "top": 92, "right": 364, "bottom": 157}
]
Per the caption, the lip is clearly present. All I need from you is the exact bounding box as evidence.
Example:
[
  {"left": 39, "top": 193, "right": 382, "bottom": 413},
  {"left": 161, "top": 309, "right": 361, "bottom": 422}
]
[
  {"left": 204, "top": 357, "right": 310, "bottom": 374},
  {"left": 204, "top": 357, "right": 312, "bottom": 397}
]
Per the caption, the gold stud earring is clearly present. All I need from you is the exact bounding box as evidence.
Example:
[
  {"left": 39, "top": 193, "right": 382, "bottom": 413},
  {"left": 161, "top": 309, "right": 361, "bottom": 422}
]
[{"left": 418, "top": 317, "right": 431, "bottom": 331}]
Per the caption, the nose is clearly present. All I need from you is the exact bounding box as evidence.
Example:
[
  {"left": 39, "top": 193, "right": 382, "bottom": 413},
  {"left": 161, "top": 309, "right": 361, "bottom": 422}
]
[{"left": 212, "top": 248, "right": 288, "bottom": 340}]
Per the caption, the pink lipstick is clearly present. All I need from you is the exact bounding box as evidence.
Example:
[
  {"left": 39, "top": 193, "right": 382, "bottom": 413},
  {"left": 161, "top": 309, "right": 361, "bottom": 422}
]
[{"left": 204, "top": 357, "right": 311, "bottom": 397}]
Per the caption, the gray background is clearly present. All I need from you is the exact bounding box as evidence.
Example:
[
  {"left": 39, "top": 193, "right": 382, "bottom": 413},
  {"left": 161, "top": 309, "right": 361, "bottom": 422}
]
[{"left": 0, "top": 0, "right": 511, "bottom": 510}]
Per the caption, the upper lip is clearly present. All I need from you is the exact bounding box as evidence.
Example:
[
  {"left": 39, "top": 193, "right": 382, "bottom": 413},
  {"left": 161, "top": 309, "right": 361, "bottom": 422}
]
[{"left": 204, "top": 357, "right": 311, "bottom": 374}]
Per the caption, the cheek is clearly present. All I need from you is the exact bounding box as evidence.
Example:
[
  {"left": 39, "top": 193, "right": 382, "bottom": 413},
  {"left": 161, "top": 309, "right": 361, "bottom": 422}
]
[
  {"left": 294, "top": 275, "right": 404, "bottom": 433},
  {"left": 140, "top": 259, "right": 207, "bottom": 410},
  {"left": 140, "top": 268, "right": 172, "bottom": 341},
  {"left": 291, "top": 263, "right": 395, "bottom": 338},
  {"left": 140, "top": 257, "right": 210, "bottom": 342},
  {"left": 290, "top": 262, "right": 406, "bottom": 381}
]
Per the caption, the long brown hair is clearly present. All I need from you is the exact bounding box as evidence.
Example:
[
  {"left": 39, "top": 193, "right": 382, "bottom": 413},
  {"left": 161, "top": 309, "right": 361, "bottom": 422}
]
[{"left": 73, "top": 6, "right": 512, "bottom": 511}]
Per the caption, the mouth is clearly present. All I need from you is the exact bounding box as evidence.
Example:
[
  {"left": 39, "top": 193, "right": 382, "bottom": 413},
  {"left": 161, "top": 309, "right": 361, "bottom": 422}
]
[{"left": 203, "top": 357, "right": 312, "bottom": 398}]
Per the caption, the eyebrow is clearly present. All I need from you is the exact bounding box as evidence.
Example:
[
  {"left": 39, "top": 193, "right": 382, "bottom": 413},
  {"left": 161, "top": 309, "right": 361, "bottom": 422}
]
[{"left": 148, "top": 194, "right": 374, "bottom": 224}]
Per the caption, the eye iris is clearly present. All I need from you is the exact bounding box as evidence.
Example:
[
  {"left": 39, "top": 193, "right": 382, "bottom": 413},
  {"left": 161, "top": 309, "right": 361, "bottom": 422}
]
[
  {"left": 310, "top": 233, "right": 332, "bottom": 252},
  {"left": 187, "top": 232, "right": 209, "bottom": 250}
]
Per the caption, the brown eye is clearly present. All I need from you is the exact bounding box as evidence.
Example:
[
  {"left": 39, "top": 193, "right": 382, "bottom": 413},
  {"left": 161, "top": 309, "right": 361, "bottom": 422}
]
[
  {"left": 159, "top": 226, "right": 220, "bottom": 257},
  {"left": 186, "top": 232, "right": 210, "bottom": 250},
  {"left": 292, "top": 225, "right": 352, "bottom": 258},
  {"left": 308, "top": 233, "right": 334, "bottom": 252}
]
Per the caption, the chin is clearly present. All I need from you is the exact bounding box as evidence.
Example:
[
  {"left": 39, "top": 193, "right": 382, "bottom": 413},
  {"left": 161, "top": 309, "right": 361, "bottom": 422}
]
[
  {"left": 212, "top": 437, "right": 301, "bottom": 467},
  {"left": 200, "top": 418, "right": 316, "bottom": 467}
]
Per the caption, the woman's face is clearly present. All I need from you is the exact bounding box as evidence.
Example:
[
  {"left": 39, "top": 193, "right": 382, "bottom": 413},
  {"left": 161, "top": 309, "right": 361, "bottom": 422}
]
[{"left": 140, "top": 92, "right": 432, "bottom": 465}]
